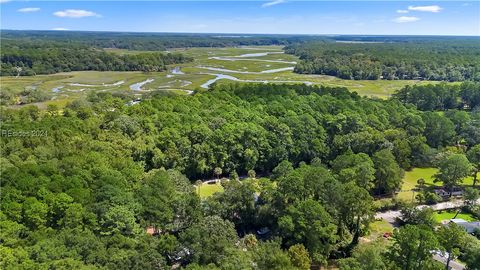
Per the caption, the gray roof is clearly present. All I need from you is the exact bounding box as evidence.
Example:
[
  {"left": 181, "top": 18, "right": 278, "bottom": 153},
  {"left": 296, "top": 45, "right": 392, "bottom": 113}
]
[{"left": 456, "top": 221, "right": 480, "bottom": 233}]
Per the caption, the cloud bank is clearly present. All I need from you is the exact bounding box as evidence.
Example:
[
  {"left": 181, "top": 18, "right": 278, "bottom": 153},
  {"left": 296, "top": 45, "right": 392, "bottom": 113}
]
[
  {"left": 18, "top": 7, "right": 41, "bottom": 13},
  {"left": 54, "top": 9, "right": 101, "bottom": 18},
  {"left": 408, "top": 5, "right": 443, "bottom": 13},
  {"left": 393, "top": 16, "right": 420, "bottom": 23},
  {"left": 262, "top": 0, "right": 286, "bottom": 8}
]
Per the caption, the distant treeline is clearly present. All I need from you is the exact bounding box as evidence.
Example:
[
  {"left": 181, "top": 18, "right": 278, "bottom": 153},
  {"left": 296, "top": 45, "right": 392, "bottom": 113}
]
[
  {"left": 286, "top": 41, "right": 480, "bottom": 81},
  {"left": 393, "top": 82, "right": 480, "bottom": 111},
  {"left": 0, "top": 30, "right": 324, "bottom": 75},
  {"left": 1, "top": 30, "right": 326, "bottom": 51},
  {"left": 0, "top": 41, "right": 192, "bottom": 76}
]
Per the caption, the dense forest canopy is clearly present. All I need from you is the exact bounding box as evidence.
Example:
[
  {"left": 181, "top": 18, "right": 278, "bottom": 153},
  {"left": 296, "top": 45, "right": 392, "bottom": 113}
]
[
  {"left": 1, "top": 30, "right": 328, "bottom": 51},
  {"left": 0, "top": 40, "right": 192, "bottom": 76},
  {"left": 393, "top": 82, "right": 480, "bottom": 111},
  {"left": 286, "top": 40, "right": 480, "bottom": 81},
  {"left": 1, "top": 82, "right": 480, "bottom": 269},
  {"left": 3, "top": 30, "right": 478, "bottom": 51},
  {"left": 333, "top": 35, "right": 480, "bottom": 43}
]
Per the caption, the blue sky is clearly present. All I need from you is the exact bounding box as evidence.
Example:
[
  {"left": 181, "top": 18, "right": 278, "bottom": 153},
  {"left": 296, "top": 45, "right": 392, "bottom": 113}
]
[{"left": 1, "top": 1, "right": 479, "bottom": 35}]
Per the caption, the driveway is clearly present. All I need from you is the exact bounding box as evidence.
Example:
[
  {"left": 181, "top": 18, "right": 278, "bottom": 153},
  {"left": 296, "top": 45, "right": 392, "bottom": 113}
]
[{"left": 433, "top": 254, "right": 466, "bottom": 270}]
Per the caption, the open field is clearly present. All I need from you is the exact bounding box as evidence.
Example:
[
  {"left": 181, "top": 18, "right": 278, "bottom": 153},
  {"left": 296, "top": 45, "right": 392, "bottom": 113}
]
[
  {"left": 2, "top": 45, "right": 456, "bottom": 109},
  {"left": 397, "top": 167, "right": 478, "bottom": 201}
]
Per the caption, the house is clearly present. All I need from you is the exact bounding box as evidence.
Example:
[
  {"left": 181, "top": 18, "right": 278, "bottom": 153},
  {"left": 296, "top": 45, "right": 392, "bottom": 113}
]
[
  {"left": 434, "top": 189, "right": 449, "bottom": 198},
  {"left": 459, "top": 222, "right": 480, "bottom": 234},
  {"left": 434, "top": 188, "right": 464, "bottom": 198},
  {"left": 451, "top": 189, "right": 464, "bottom": 197},
  {"left": 168, "top": 247, "right": 191, "bottom": 264},
  {"left": 450, "top": 218, "right": 468, "bottom": 223},
  {"left": 126, "top": 98, "right": 142, "bottom": 106},
  {"left": 450, "top": 219, "right": 480, "bottom": 234}
]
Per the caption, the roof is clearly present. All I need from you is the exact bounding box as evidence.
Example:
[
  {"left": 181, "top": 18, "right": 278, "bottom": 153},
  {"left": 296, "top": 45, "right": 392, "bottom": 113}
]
[
  {"left": 449, "top": 220, "right": 480, "bottom": 233},
  {"left": 450, "top": 218, "right": 468, "bottom": 223}
]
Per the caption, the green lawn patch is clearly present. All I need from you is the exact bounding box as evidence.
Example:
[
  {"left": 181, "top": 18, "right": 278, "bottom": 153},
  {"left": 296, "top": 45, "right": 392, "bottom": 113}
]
[
  {"left": 398, "top": 167, "right": 478, "bottom": 202},
  {"left": 370, "top": 220, "right": 394, "bottom": 234},
  {"left": 197, "top": 182, "right": 224, "bottom": 198},
  {"left": 433, "top": 210, "right": 478, "bottom": 223},
  {"left": 397, "top": 168, "right": 438, "bottom": 201},
  {"left": 366, "top": 220, "right": 394, "bottom": 242}
]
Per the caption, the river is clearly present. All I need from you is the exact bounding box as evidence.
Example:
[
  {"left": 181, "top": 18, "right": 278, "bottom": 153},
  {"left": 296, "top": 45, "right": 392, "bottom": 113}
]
[
  {"left": 130, "top": 79, "right": 154, "bottom": 91},
  {"left": 200, "top": 73, "right": 314, "bottom": 89}
]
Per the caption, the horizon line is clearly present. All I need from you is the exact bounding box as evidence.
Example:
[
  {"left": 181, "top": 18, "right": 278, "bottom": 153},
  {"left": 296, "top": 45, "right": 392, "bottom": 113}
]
[{"left": 2, "top": 29, "right": 480, "bottom": 37}]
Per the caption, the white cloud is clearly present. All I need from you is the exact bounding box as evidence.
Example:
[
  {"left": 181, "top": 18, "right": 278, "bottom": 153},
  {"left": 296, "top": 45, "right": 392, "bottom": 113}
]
[
  {"left": 461, "top": 3, "right": 471, "bottom": 6},
  {"left": 52, "top": 28, "right": 69, "bottom": 31},
  {"left": 53, "top": 9, "right": 101, "bottom": 18},
  {"left": 408, "top": 5, "right": 443, "bottom": 13},
  {"left": 0, "top": 0, "right": 11, "bottom": 3},
  {"left": 393, "top": 16, "right": 420, "bottom": 23},
  {"left": 18, "top": 7, "right": 41, "bottom": 13},
  {"left": 396, "top": 10, "right": 409, "bottom": 14},
  {"left": 262, "top": 0, "right": 286, "bottom": 8}
]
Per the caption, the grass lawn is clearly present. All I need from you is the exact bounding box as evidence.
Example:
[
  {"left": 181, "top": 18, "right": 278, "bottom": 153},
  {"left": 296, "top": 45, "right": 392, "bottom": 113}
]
[
  {"left": 197, "top": 182, "right": 224, "bottom": 198},
  {"left": 433, "top": 210, "right": 478, "bottom": 223},
  {"left": 195, "top": 177, "right": 271, "bottom": 198},
  {"left": 370, "top": 220, "right": 394, "bottom": 235},
  {"left": 363, "top": 220, "right": 394, "bottom": 244},
  {"left": 397, "top": 167, "right": 478, "bottom": 202},
  {"left": 397, "top": 168, "right": 438, "bottom": 201}
]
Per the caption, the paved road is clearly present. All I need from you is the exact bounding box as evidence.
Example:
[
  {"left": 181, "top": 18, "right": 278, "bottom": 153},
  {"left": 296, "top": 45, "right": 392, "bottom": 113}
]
[
  {"left": 375, "top": 210, "right": 402, "bottom": 225},
  {"left": 374, "top": 199, "right": 480, "bottom": 225},
  {"left": 433, "top": 254, "right": 466, "bottom": 270}
]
